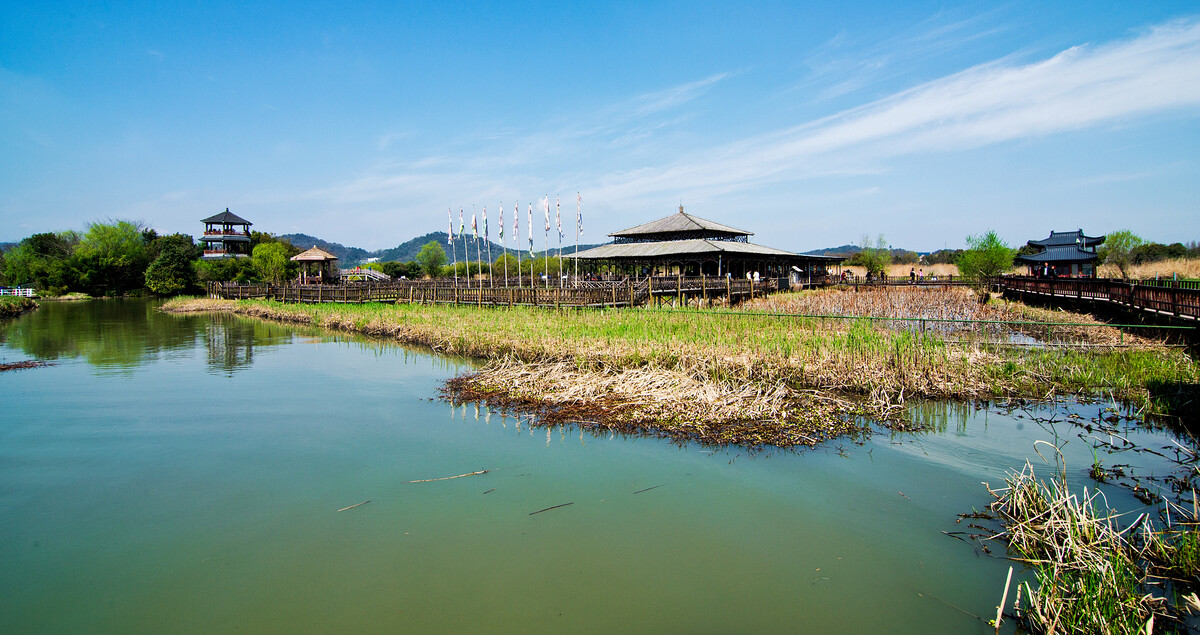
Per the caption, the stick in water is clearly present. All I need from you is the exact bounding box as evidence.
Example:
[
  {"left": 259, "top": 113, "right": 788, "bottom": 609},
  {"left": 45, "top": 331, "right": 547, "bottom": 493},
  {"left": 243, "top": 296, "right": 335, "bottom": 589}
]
[
  {"left": 337, "top": 500, "right": 372, "bottom": 512},
  {"left": 529, "top": 502, "right": 574, "bottom": 516},
  {"left": 403, "top": 469, "right": 490, "bottom": 483},
  {"left": 995, "top": 565, "right": 1013, "bottom": 634}
]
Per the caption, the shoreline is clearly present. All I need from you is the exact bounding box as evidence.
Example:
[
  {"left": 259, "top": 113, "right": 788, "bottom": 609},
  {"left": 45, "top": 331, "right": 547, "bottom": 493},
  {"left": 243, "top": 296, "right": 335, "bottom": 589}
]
[{"left": 162, "top": 293, "right": 1197, "bottom": 447}]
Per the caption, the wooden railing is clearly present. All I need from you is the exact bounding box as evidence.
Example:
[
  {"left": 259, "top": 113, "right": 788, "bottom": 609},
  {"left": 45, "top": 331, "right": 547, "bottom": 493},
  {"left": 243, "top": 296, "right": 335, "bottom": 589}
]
[
  {"left": 0, "top": 288, "right": 36, "bottom": 297},
  {"left": 207, "top": 276, "right": 775, "bottom": 308},
  {"left": 998, "top": 276, "right": 1200, "bottom": 321}
]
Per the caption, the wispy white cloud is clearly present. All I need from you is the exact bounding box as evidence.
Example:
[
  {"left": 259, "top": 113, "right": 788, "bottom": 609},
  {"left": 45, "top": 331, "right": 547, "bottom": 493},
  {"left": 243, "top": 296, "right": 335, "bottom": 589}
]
[{"left": 594, "top": 18, "right": 1200, "bottom": 203}]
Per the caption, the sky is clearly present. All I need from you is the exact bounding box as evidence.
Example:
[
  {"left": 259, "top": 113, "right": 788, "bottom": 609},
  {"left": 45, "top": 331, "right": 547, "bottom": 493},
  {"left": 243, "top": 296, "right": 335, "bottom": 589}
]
[{"left": 2, "top": 1, "right": 1199, "bottom": 253}]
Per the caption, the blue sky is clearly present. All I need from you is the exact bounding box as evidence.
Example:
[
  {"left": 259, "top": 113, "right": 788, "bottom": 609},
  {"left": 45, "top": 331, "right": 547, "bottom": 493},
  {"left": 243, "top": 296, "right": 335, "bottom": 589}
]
[{"left": 2, "top": 1, "right": 1198, "bottom": 253}]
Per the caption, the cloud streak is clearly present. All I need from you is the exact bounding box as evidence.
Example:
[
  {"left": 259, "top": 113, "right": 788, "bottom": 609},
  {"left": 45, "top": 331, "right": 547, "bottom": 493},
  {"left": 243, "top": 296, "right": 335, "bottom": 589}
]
[
  {"left": 300, "top": 18, "right": 1200, "bottom": 245},
  {"left": 595, "top": 18, "right": 1200, "bottom": 203}
]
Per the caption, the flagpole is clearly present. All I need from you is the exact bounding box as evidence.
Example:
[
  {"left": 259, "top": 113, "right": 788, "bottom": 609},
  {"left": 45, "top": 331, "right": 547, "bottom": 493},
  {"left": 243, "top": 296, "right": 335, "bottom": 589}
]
[
  {"left": 458, "top": 208, "right": 466, "bottom": 286},
  {"left": 578, "top": 190, "right": 583, "bottom": 277},
  {"left": 500, "top": 201, "right": 508, "bottom": 287},
  {"left": 542, "top": 196, "right": 549, "bottom": 289},
  {"left": 484, "top": 206, "right": 493, "bottom": 288},
  {"left": 556, "top": 195, "right": 563, "bottom": 288},
  {"left": 473, "top": 205, "right": 481, "bottom": 292},
  {"left": 449, "top": 208, "right": 458, "bottom": 284},
  {"left": 513, "top": 201, "right": 519, "bottom": 289}
]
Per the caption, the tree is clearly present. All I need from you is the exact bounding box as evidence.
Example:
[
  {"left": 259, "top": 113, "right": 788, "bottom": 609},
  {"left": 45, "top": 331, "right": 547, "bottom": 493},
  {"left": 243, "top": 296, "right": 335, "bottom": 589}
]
[
  {"left": 415, "top": 241, "right": 447, "bottom": 278},
  {"left": 851, "top": 234, "right": 891, "bottom": 277},
  {"left": 251, "top": 242, "right": 291, "bottom": 283},
  {"left": 72, "top": 220, "right": 149, "bottom": 295},
  {"left": 145, "top": 236, "right": 200, "bottom": 295},
  {"left": 957, "top": 230, "right": 1014, "bottom": 302},
  {"left": 1097, "top": 229, "right": 1143, "bottom": 279}
]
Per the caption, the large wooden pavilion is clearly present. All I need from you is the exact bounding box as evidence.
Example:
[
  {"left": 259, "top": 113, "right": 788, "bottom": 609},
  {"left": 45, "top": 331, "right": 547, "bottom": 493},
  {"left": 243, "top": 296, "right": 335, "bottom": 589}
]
[{"left": 574, "top": 207, "right": 841, "bottom": 285}]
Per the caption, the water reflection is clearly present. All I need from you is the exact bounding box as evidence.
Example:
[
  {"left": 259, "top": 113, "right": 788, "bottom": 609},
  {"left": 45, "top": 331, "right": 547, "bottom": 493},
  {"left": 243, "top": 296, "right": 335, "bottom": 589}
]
[{"left": 2, "top": 299, "right": 197, "bottom": 370}]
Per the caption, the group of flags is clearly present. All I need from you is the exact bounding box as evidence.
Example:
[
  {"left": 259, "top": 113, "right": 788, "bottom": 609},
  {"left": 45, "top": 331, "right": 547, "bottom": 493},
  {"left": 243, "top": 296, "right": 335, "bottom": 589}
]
[{"left": 445, "top": 193, "right": 582, "bottom": 258}]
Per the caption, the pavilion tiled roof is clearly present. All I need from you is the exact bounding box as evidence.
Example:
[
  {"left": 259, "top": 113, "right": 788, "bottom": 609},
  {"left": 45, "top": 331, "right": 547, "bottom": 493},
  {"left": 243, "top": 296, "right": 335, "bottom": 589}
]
[
  {"left": 610, "top": 212, "right": 751, "bottom": 238},
  {"left": 201, "top": 208, "right": 252, "bottom": 226},
  {"left": 1015, "top": 245, "right": 1100, "bottom": 264},
  {"left": 1027, "top": 229, "right": 1104, "bottom": 248}
]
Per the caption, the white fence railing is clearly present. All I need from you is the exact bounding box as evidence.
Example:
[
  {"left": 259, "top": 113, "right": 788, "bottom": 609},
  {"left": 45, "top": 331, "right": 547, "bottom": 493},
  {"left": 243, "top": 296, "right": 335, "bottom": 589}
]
[{"left": 0, "top": 288, "right": 36, "bottom": 297}]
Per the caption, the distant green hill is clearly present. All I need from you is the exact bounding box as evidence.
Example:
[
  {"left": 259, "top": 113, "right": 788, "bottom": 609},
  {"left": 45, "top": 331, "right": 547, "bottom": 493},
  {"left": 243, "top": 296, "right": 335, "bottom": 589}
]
[
  {"left": 281, "top": 231, "right": 608, "bottom": 265},
  {"left": 278, "top": 233, "right": 370, "bottom": 264}
]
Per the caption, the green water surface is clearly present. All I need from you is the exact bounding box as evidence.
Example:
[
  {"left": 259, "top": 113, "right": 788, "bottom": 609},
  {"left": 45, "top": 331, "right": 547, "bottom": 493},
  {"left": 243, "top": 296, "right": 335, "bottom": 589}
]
[{"left": 0, "top": 299, "right": 1180, "bottom": 633}]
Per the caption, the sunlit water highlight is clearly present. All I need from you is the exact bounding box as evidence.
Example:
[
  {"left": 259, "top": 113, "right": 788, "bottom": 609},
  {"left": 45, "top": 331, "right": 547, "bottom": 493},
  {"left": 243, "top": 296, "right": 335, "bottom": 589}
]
[{"left": 0, "top": 299, "right": 1184, "bottom": 633}]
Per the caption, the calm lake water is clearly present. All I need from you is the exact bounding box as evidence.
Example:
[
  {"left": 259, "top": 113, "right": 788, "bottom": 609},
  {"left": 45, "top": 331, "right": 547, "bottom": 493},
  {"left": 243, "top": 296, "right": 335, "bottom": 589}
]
[{"left": 0, "top": 299, "right": 1186, "bottom": 633}]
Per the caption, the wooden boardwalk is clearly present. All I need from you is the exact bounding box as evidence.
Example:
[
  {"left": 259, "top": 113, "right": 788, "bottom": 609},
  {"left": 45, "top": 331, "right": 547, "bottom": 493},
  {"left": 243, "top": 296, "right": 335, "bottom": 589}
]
[
  {"left": 207, "top": 276, "right": 778, "bottom": 309},
  {"left": 998, "top": 276, "right": 1200, "bottom": 323}
]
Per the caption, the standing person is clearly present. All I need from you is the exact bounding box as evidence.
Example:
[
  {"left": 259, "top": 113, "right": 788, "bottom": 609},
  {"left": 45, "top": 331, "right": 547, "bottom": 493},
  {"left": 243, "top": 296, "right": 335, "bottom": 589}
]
[{"left": 910, "top": 267, "right": 916, "bottom": 284}]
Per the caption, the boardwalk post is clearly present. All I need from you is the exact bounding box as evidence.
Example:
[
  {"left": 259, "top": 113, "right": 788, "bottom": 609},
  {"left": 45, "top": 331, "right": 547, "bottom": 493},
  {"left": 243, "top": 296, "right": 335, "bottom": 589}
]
[
  {"left": 726, "top": 276, "right": 731, "bottom": 305},
  {"left": 677, "top": 275, "right": 682, "bottom": 306}
]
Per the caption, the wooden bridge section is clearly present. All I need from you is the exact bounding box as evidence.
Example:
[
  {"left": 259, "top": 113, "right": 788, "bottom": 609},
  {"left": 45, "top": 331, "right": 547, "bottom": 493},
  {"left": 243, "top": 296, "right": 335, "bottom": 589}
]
[
  {"left": 998, "top": 276, "right": 1200, "bottom": 324},
  {"left": 207, "top": 276, "right": 777, "bottom": 309}
]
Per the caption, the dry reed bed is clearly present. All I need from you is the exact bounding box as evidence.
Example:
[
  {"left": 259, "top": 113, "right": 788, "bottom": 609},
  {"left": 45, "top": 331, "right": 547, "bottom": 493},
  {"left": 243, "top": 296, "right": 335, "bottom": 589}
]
[
  {"left": 1099, "top": 257, "right": 1200, "bottom": 281},
  {"left": 164, "top": 294, "right": 1196, "bottom": 447},
  {"left": 743, "top": 286, "right": 1164, "bottom": 347}
]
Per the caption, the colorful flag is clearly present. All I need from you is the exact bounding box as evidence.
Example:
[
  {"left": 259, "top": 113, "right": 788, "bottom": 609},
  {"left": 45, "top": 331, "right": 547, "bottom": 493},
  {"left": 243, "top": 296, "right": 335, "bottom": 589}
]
[
  {"left": 471, "top": 209, "right": 477, "bottom": 239},
  {"left": 483, "top": 206, "right": 489, "bottom": 241},
  {"left": 447, "top": 208, "right": 453, "bottom": 243},
  {"left": 514, "top": 201, "right": 519, "bottom": 239},
  {"left": 527, "top": 203, "right": 534, "bottom": 255},
  {"left": 576, "top": 192, "right": 582, "bottom": 236},
  {"left": 555, "top": 195, "right": 563, "bottom": 239},
  {"left": 498, "top": 202, "right": 504, "bottom": 241},
  {"left": 459, "top": 208, "right": 465, "bottom": 236}
]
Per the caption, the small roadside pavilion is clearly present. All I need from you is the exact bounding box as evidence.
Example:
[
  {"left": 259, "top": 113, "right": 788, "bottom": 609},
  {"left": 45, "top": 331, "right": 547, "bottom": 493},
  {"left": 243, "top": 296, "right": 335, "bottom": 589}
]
[
  {"left": 1015, "top": 229, "right": 1105, "bottom": 277},
  {"left": 291, "top": 247, "right": 339, "bottom": 284}
]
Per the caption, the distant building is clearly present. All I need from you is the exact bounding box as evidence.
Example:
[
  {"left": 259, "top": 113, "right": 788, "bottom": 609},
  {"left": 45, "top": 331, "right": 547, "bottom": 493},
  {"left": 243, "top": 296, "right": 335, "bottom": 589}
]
[
  {"left": 200, "top": 209, "right": 253, "bottom": 259},
  {"left": 574, "top": 206, "right": 841, "bottom": 285},
  {"left": 1015, "top": 229, "right": 1105, "bottom": 277}
]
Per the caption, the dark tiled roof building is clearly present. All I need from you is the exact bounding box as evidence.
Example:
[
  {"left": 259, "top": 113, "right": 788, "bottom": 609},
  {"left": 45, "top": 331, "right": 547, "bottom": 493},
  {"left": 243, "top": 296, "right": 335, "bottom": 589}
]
[
  {"left": 575, "top": 206, "right": 841, "bottom": 284},
  {"left": 199, "top": 209, "right": 253, "bottom": 259},
  {"left": 1015, "top": 229, "right": 1105, "bottom": 277}
]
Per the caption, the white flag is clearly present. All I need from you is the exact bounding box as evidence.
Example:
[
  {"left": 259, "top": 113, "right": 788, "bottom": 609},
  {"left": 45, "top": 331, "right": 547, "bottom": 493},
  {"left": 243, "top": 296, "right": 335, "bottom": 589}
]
[
  {"left": 447, "top": 208, "right": 453, "bottom": 243},
  {"left": 576, "top": 192, "right": 582, "bottom": 236},
  {"left": 498, "top": 203, "right": 504, "bottom": 241},
  {"left": 543, "top": 196, "right": 550, "bottom": 233},
  {"left": 555, "top": 195, "right": 562, "bottom": 239}
]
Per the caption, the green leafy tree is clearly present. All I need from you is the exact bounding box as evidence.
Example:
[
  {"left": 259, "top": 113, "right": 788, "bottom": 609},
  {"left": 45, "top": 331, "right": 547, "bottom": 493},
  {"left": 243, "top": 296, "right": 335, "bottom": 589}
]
[
  {"left": 145, "top": 236, "right": 200, "bottom": 295},
  {"left": 1096, "top": 230, "right": 1143, "bottom": 279},
  {"left": 851, "top": 234, "right": 891, "bottom": 277},
  {"left": 957, "top": 230, "right": 1014, "bottom": 302},
  {"left": 2, "top": 232, "right": 80, "bottom": 294},
  {"left": 251, "top": 242, "right": 291, "bottom": 283},
  {"left": 197, "top": 257, "right": 256, "bottom": 283},
  {"left": 72, "top": 220, "right": 149, "bottom": 295},
  {"left": 415, "top": 241, "right": 447, "bottom": 278}
]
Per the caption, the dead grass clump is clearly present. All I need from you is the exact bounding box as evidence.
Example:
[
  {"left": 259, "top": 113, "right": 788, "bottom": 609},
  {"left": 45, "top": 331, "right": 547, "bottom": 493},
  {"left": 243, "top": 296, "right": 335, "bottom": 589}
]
[{"left": 446, "top": 358, "right": 870, "bottom": 448}]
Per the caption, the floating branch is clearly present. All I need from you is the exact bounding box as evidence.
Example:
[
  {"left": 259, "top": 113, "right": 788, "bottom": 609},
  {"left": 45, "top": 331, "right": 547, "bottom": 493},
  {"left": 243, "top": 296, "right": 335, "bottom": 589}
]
[
  {"left": 633, "top": 484, "right": 666, "bottom": 495},
  {"left": 403, "top": 469, "right": 490, "bottom": 483},
  {"left": 337, "top": 500, "right": 371, "bottom": 512},
  {"left": 529, "top": 502, "right": 574, "bottom": 515}
]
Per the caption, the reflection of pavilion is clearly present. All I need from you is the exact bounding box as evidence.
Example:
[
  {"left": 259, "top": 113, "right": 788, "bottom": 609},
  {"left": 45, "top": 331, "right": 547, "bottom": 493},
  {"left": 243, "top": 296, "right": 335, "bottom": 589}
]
[
  {"left": 291, "top": 247, "right": 340, "bottom": 284},
  {"left": 205, "top": 318, "right": 256, "bottom": 372},
  {"left": 575, "top": 206, "right": 841, "bottom": 284}
]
